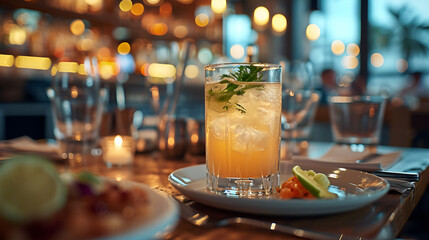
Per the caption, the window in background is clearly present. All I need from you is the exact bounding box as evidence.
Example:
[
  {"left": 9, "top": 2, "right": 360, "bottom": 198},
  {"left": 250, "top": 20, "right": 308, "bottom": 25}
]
[
  {"left": 308, "top": 0, "right": 360, "bottom": 87},
  {"left": 368, "top": 0, "right": 429, "bottom": 96},
  {"left": 223, "top": 14, "right": 253, "bottom": 62}
]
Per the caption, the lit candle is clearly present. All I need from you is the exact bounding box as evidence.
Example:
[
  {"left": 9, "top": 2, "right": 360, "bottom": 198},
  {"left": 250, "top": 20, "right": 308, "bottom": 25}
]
[{"left": 103, "top": 135, "right": 133, "bottom": 165}]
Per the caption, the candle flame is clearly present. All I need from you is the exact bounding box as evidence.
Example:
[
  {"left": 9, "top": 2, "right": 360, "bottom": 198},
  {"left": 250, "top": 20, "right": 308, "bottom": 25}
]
[
  {"left": 167, "top": 137, "right": 175, "bottom": 147},
  {"left": 191, "top": 133, "right": 199, "bottom": 143},
  {"left": 114, "top": 135, "right": 123, "bottom": 146}
]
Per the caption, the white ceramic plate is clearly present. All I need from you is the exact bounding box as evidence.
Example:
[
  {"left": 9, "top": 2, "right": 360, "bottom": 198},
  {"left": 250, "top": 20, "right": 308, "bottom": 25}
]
[
  {"left": 168, "top": 162, "right": 389, "bottom": 216},
  {"left": 101, "top": 180, "right": 179, "bottom": 240}
]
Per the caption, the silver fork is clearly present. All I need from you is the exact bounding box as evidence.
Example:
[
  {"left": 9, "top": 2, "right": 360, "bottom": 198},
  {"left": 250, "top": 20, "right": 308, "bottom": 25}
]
[
  {"left": 172, "top": 195, "right": 361, "bottom": 240},
  {"left": 355, "top": 153, "right": 382, "bottom": 163}
]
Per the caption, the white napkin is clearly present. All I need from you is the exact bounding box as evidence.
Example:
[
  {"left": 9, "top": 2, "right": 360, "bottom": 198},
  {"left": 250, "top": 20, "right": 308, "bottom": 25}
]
[
  {"left": 292, "top": 145, "right": 402, "bottom": 171},
  {"left": 0, "top": 136, "right": 62, "bottom": 160}
]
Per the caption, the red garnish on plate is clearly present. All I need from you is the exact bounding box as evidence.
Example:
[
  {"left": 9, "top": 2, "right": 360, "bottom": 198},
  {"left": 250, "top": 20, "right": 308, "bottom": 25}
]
[{"left": 277, "top": 176, "right": 316, "bottom": 199}]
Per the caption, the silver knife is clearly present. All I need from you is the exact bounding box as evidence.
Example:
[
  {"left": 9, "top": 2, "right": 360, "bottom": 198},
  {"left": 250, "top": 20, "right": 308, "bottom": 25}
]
[{"left": 373, "top": 171, "right": 419, "bottom": 181}]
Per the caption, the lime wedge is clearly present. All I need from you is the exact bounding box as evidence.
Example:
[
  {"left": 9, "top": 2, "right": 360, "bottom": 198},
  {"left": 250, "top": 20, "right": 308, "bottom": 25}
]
[
  {"left": 0, "top": 156, "right": 67, "bottom": 222},
  {"left": 292, "top": 165, "right": 337, "bottom": 199}
]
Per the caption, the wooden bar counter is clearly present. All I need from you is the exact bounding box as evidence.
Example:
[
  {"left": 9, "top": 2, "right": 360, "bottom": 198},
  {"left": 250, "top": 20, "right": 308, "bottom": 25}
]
[{"left": 68, "top": 142, "right": 429, "bottom": 240}]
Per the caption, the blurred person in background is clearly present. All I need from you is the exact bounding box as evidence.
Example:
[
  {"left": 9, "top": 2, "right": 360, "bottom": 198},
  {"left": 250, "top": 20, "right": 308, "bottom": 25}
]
[
  {"left": 350, "top": 75, "right": 366, "bottom": 96},
  {"left": 398, "top": 72, "right": 428, "bottom": 98},
  {"left": 319, "top": 68, "right": 338, "bottom": 103}
]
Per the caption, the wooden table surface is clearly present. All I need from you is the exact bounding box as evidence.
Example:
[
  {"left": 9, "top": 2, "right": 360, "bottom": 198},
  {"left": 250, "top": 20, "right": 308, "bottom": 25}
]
[{"left": 69, "top": 142, "right": 429, "bottom": 240}]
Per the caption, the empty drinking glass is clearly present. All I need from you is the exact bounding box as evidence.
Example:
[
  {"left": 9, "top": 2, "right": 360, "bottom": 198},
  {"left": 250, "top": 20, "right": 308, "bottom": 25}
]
[
  {"left": 47, "top": 57, "right": 107, "bottom": 166},
  {"left": 282, "top": 90, "right": 320, "bottom": 140},
  {"left": 282, "top": 60, "right": 315, "bottom": 159},
  {"left": 328, "top": 95, "right": 386, "bottom": 147}
]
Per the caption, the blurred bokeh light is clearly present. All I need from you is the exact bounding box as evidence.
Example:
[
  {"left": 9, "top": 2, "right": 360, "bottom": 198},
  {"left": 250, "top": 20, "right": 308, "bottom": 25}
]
[
  {"left": 131, "top": 3, "right": 144, "bottom": 16},
  {"left": 371, "top": 53, "right": 384, "bottom": 67},
  {"left": 211, "top": 0, "right": 227, "bottom": 14},
  {"left": 254, "top": 6, "right": 269, "bottom": 26},
  {"left": 119, "top": 0, "right": 133, "bottom": 11},
  {"left": 70, "top": 19, "right": 85, "bottom": 36},
  {"left": 331, "top": 40, "right": 345, "bottom": 55},
  {"left": 306, "top": 24, "right": 320, "bottom": 41},
  {"left": 195, "top": 14, "right": 209, "bottom": 27},
  {"left": 117, "top": 42, "right": 131, "bottom": 55},
  {"left": 272, "top": 14, "right": 287, "bottom": 33},
  {"left": 346, "top": 43, "right": 360, "bottom": 56}
]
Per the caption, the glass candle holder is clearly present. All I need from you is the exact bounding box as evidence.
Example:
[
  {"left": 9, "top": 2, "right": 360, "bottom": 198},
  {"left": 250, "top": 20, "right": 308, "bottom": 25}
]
[{"left": 101, "top": 135, "right": 135, "bottom": 167}]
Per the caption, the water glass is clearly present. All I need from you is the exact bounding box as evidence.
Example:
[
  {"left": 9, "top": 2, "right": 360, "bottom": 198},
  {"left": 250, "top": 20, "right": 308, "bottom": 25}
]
[
  {"left": 205, "top": 63, "right": 282, "bottom": 196},
  {"left": 282, "top": 90, "right": 320, "bottom": 140},
  {"left": 328, "top": 95, "right": 386, "bottom": 146},
  {"left": 47, "top": 87, "right": 107, "bottom": 165},
  {"left": 281, "top": 60, "right": 315, "bottom": 159}
]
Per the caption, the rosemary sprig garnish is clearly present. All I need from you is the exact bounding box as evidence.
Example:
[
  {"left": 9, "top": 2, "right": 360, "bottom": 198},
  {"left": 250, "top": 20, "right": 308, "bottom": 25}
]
[{"left": 208, "top": 65, "right": 264, "bottom": 113}]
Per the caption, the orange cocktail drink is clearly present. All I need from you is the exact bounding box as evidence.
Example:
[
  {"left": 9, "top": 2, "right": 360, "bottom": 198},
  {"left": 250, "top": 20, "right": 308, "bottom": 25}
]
[{"left": 205, "top": 63, "right": 282, "bottom": 196}]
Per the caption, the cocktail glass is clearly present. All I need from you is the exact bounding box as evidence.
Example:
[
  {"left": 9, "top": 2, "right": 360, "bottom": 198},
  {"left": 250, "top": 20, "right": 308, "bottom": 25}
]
[{"left": 205, "top": 63, "right": 282, "bottom": 197}]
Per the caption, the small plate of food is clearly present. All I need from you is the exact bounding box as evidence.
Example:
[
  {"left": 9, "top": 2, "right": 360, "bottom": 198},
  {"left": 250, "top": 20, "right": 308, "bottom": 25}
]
[
  {"left": 168, "top": 161, "right": 389, "bottom": 216},
  {"left": 0, "top": 156, "right": 179, "bottom": 240}
]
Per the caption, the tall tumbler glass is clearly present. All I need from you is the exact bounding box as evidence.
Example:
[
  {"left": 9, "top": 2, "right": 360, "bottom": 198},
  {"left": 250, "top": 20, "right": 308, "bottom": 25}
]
[
  {"left": 47, "top": 58, "right": 107, "bottom": 166},
  {"left": 47, "top": 87, "right": 107, "bottom": 166},
  {"left": 205, "top": 63, "right": 282, "bottom": 196}
]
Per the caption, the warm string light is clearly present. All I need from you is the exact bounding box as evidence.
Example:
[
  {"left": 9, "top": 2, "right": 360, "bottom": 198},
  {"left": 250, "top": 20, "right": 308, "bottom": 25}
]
[
  {"left": 306, "top": 24, "right": 320, "bottom": 41},
  {"left": 331, "top": 40, "right": 345, "bottom": 55},
  {"left": 70, "top": 19, "right": 85, "bottom": 36},
  {"left": 2, "top": 53, "right": 113, "bottom": 77},
  {"left": 99, "top": 61, "right": 120, "bottom": 79},
  {"left": 85, "top": 0, "right": 102, "bottom": 7},
  {"left": 346, "top": 43, "right": 360, "bottom": 56},
  {"left": 254, "top": 6, "right": 269, "bottom": 26},
  {"left": 371, "top": 53, "right": 384, "bottom": 67},
  {"left": 0, "top": 54, "right": 14, "bottom": 67},
  {"left": 15, "top": 56, "right": 51, "bottom": 70},
  {"left": 119, "top": 0, "right": 132, "bottom": 12},
  {"left": 195, "top": 14, "right": 209, "bottom": 27},
  {"left": 230, "top": 44, "right": 245, "bottom": 59},
  {"left": 77, "top": 64, "right": 87, "bottom": 75},
  {"left": 145, "top": 0, "right": 161, "bottom": 5},
  {"left": 131, "top": 3, "right": 144, "bottom": 16},
  {"left": 117, "top": 42, "right": 131, "bottom": 55},
  {"left": 272, "top": 14, "right": 287, "bottom": 33},
  {"left": 58, "top": 62, "right": 78, "bottom": 73},
  {"left": 9, "top": 26, "right": 26, "bottom": 45},
  {"left": 211, "top": 0, "right": 227, "bottom": 14},
  {"left": 150, "top": 23, "right": 168, "bottom": 35}
]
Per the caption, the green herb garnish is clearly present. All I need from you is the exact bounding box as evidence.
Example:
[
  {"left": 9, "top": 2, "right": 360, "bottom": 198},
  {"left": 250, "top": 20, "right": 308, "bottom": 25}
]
[{"left": 208, "top": 65, "right": 264, "bottom": 113}]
